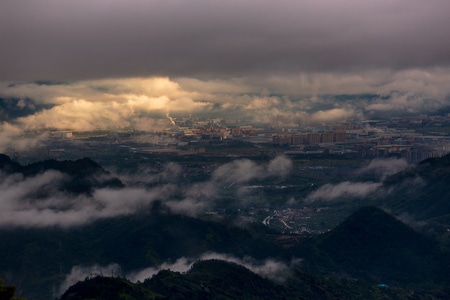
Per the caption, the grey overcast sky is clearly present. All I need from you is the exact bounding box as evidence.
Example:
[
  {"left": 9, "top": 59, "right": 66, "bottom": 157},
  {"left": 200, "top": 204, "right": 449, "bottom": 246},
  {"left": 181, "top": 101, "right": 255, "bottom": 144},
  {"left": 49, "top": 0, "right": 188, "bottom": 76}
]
[
  {"left": 1, "top": 0, "right": 450, "bottom": 80},
  {"left": 1, "top": 0, "right": 450, "bottom": 151}
]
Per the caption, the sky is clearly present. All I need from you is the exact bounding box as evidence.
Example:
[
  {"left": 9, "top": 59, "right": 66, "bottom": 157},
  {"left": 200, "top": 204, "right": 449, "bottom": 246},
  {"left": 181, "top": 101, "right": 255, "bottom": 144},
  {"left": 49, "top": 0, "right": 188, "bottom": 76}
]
[{"left": 1, "top": 0, "right": 450, "bottom": 151}]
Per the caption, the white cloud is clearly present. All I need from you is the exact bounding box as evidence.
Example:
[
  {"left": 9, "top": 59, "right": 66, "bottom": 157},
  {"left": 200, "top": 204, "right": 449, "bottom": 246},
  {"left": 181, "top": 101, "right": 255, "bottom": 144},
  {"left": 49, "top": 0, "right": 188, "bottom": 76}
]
[
  {"left": 0, "top": 155, "right": 292, "bottom": 227},
  {"left": 1, "top": 67, "right": 450, "bottom": 145},
  {"left": 0, "top": 78, "right": 207, "bottom": 132},
  {"left": 267, "top": 155, "right": 293, "bottom": 177},
  {"left": 312, "top": 108, "right": 356, "bottom": 122},
  {"left": 357, "top": 158, "right": 409, "bottom": 179},
  {"left": 0, "top": 170, "right": 176, "bottom": 227},
  {"left": 126, "top": 252, "right": 294, "bottom": 283},
  {"left": 0, "top": 122, "right": 48, "bottom": 152},
  {"left": 165, "top": 155, "right": 293, "bottom": 216},
  {"left": 306, "top": 181, "right": 381, "bottom": 202},
  {"left": 212, "top": 159, "right": 264, "bottom": 184},
  {"left": 59, "top": 252, "right": 298, "bottom": 296},
  {"left": 58, "top": 263, "right": 122, "bottom": 297}
]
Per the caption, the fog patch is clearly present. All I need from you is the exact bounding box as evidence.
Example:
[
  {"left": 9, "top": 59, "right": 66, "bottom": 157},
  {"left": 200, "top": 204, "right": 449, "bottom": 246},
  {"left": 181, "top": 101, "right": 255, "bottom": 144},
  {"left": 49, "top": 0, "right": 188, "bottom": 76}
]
[
  {"left": 58, "top": 263, "right": 122, "bottom": 297},
  {"left": 0, "top": 122, "right": 48, "bottom": 152},
  {"left": 312, "top": 108, "right": 356, "bottom": 122},
  {"left": 267, "top": 155, "right": 293, "bottom": 177},
  {"left": 0, "top": 170, "right": 65, "bottom": 202},
  {"left": 383, "top": 208, "right": 428, "bottom": 230},
  {"left": 117, "top": 162, "right": 182, "bottom": 186},
  {"left": 0, "top": 156, "right": 292, "bottom": 227},
  {"left": 382, "top": 175, "right": 426, "bottom": 195},
  {"left": 60, "top": 254, "right": 297, "bottom": 296},
  {"left": 357, "top": 158, "right": 408, "bottom": 179},
  {"left": 165, "top": 197, "right": 210, "bottom": 217},
  {"left": 306, "top": 181, "right": 381, "bottom": 202},
  {"left": 212, "top": 159, "right": 264, "bottom": 184},
  {"left": 127, "top": 257, "right": 193, "bottom": 283},
  {"left": 365, "top": 90, "right": 446, "bottom": 115},
  {"left": 0, "top": 169, "right": 176, "bottom": 227},
  {"left": 172, "top": 155, "right": 293, "bottom": 213},
  {"left": 127, "top": 252, "right": 296, "bottom": 284}
]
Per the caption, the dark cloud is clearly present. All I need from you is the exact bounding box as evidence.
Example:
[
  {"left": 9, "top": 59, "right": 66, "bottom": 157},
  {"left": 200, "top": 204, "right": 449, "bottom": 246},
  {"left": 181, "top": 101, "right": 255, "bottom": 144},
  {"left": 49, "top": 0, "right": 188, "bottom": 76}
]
[{"left": 1, "top": 0, "right": 450, "bottom": 81}]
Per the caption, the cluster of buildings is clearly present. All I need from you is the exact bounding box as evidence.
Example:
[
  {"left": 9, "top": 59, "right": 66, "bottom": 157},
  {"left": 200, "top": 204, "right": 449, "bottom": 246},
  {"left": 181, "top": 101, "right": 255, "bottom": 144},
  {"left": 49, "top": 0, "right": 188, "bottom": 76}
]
[
  {"left": 43, "top": 114, "right": 450, "bottom": 164},
  {"left": 271, "top": 128, "right": 450, "bottom": 163},
  {"left": 271, "top": 116, "right": 450, "bottom": 164},
  {"left": 262, "top": 207, "right": 331, "bottom": 234},
  {"left": 272, "top": 131, "right": 346, "bottom": 146}
]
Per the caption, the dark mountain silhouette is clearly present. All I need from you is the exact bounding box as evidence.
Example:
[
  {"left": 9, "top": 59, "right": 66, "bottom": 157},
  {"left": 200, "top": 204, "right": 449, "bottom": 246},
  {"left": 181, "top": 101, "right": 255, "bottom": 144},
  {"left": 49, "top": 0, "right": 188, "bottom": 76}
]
[
  {"left": 143, "top": 259, "right": 287, "bottom": 300},
  {"left": 0, "top": 154, "right": 123, "bottom": 194},
  {"left": 381, "top": 152, "right": 450, "bottom": 226},
  {"left": 3, "top": 206, "right": 450, "bottom": 299},
  {"left": 58, "top": 276, "right": 157, "bottom": 300},
  {"left": 0, "top": 212, "right": 280, "bottom": 300},
  {"left": 4, "top": 155, "right": 450, "bottom": 299},
  {"left": 59, "top": 259, "right": 441, "bottom": 300},
  {"left": 0, "top": 154, "right": 20, "bottom": 171},
  {"left": 296, "top": 206, "right": 446, "bottom": 285},
  {"left": 0, "top": 278, "right": 21, "bottom": 300}
]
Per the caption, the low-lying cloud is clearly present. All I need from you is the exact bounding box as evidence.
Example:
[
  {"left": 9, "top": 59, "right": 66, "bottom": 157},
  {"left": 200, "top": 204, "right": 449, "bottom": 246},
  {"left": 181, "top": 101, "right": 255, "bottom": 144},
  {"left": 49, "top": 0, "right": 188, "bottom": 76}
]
[
  {"left": 0, "top": 186, "right": 175, "bottom": 228},
  {"left": 170, "top": 156, "right": 293, "bottom": 216},
  {"left": 0, "top": 122, "right": 48, "bottom": 153},
  {"left": 0, "top": 166, "right": 178, "bottom": 227},
  {"left": 305, "top": 158, "right": 412, "bottom": 203},
  {"left": 128, "top": 252, "right": 295, "bottom": 283},
  {"left": 306, "top": 181, "right": 382, "bottom": 203},
  {"left": 0, "top": 155, "right": 292, "bottom": 227},
  {"left": 59, "top": 252, "right": 298, "bottom": 296},
  {"left": 58, "top": 263, "right": 122, "bottom": 297},
  {"left": 357, "top": 158, "right": 409, "bottom": 179},
  {"left": 117, "top": 162, "right": 182, "bottom": 186}
]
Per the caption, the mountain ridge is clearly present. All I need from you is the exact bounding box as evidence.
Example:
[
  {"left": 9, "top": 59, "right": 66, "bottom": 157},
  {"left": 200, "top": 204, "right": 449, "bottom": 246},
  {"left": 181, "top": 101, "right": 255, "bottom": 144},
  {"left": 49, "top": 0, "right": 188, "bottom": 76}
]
[
  {"left": 381, "top": 152, "right": 450, "bottom": 225},
  {"left": 292, "top": 206, "right": 448, "bottom": 287},
  {"left": 0, "top": 154, "right": 124, "bottom": 194}
]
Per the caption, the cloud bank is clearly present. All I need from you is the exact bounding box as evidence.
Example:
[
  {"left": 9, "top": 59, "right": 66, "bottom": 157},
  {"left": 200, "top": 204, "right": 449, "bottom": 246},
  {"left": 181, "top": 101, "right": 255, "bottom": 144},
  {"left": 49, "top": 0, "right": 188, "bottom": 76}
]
[
  {"left": 127, "top": 252, "right": 295, "bottom": 283},
  {"left": 58, "top": 263, "right": 122, "bottom": 297},
  {"left": 304, "top": 157, "right": 410, "bottom": 202},
  {"left": 357, "top": 158, "right": 409, "bottom": 179},
  {"left": 59, "top": 252, "right": 298, "bottom": 296},
  {"left": 0, "top": 156, "right": 292, "bottom": 227},
  {"left": 306, "top": 181, "right": 382, "bottom": 203},
  {"left": 169, "top": 156, "right": 293, "bottom": 216},
  {"left": 2, "top": 69, "right": 450, "bottom": 153}
]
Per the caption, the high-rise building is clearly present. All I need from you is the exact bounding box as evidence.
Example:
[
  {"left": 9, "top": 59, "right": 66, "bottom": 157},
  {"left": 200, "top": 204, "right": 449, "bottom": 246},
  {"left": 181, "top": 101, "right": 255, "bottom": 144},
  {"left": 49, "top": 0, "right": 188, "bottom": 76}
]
[{"left": 307, "top": 133, "right": 321, "bottom": 145}]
